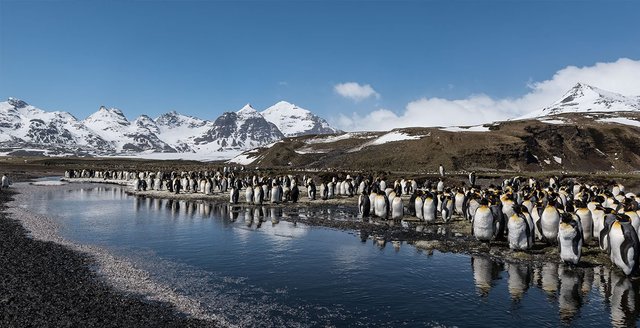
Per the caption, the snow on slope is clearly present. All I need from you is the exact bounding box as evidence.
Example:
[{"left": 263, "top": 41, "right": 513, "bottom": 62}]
[
  {"left": 522, "top": 83, "right": 640, "bottom": 119},
  {"left": 261, "top": 101, "right": 340, "bottom": 137}
]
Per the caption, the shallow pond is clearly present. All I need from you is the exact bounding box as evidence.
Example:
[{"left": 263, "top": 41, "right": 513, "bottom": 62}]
[{"left": 22, "top": 183, "right": 640, "bottom": 327}]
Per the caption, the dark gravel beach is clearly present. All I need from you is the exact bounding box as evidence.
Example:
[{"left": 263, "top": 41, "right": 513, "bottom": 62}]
[{"left": 0, "top": 190, "right": 218, "bottom": 328}]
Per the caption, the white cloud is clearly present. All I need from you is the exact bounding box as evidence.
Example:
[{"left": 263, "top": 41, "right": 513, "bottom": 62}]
[
  {"left": 334, "top": 82, "right": 380, "bottom": 102},
  {"left": 336, "top": 58, "right": 640, "bottom": 131}
]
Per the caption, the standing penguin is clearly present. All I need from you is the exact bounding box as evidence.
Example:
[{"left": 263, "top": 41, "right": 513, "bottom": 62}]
[
  {"left": 439, "top": 164, "right": 445, "bottom": 177},
  {"left": 423, "top": 192, "right": 437, "bottom": 224},
  {"left": 358, "top": 191, "right": 371, "bottom": 217},
  {"left": 468, "top": 171, "right": 476, "bottom": 187},
  {"left": 391, "top": 197, "right": 403, "bottom": 220},
  {"left": 508, "top": 205, "right": 532, "bottom": 251},
  {"left": 599, "top": 213, "right": 618, "bottom": 252},
  {"left": 473, "top": 199, "right": 496, "bottom": 242},
  {"left": 539, "top": 198, "right": 561, "bottom": 244},
  {"left": 308, "top": 180, "right": 316, "bottom": 200},
  {"left": 414, "top": 191, "right": 424, "bottom": 220},
  {"left": 290, "top": 184, "right": 300, "bottom": 203},
  {"left": 441, "top": 194, "right": 453, "bottom": 223},
  {"left": 374, "top": 191, "right": 389, "bottom": 219},
  {"left": 575, "top": 200, "right": 593, "bottom": 243},
  {"left": 245, "top": 184, "right": 254, "bottom": 204},
  {"left": 608, "top": 215, "right": 640, "bottom": 276},
  {"left": 557, "top": 213, "right": 583, "bottom": 265},
  {"left": 230, "top": 185, "right": 239, "bottom": 204}
]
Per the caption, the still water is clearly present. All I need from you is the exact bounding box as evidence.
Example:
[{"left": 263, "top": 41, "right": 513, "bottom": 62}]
[{"left": 23, "top": 183, "right": 640, "bottom": 327}]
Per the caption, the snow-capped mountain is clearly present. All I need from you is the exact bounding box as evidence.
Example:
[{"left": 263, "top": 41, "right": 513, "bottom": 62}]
[
  {"left": 193, "top": 104, "right": 284, "bottom": 151},
  {"left": 82, "top": 106, "right": 176, "bottom": 152},
  {"left": 0, "top": 98, "right": 338, "bottom": 158},
  {"left": 525, "top": 83, "right": 640, "bottom": 118},
  {"left": 261, "top": 101, "right": 341, "bottom": 137},
  {"left": 0, "top": 98, "right": 112, "bottom": 153}
]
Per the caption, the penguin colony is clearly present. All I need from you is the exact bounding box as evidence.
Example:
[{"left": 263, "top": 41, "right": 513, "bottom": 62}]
[{"left": 65, "top": 169, "right": 640, "bottom": 276}]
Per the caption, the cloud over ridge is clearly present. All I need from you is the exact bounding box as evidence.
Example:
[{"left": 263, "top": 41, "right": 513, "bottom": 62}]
[{"left": 336, "top": 58, "right": 640, "bottom": 131}]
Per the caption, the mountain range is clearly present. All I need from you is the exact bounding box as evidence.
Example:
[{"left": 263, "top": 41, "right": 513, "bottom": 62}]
[
  {"left": 0, "top": 99, "right": 340, "bottom": 159},
  {"left": 2, "top": 83, "right": 639, "bottom": 166},
  {"left": 228, "top": 83, "right": 640, "bottom": 172}
]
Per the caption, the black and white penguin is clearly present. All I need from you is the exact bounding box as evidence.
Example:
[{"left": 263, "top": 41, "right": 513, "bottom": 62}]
[
  {"left": 599, "top": 213, "right": 618, "bottom": 252},
  {"left": 539, "top": 197, "right": 561, "bottom": 244},
  {"left": 468, "top": 171, "right": 477, "bottom": 187},
  {"left": 574, "top": 200, "right": 593, "bottom": 243},
  {"left": 230, "top": 185, "right": 239, "bottom": 204},
  {"left": 557, "top": 213, "right": 583, "bottom": 265},
  {"left": 253, "top": 185, "right": 263, "bottom": 205},
  {"left": 441, "top": 194, "right": 453, "bottom": 223},
  {"left": 374, "top": 191, "right": 389, "bottom": 219},
  {"left": 473, "top": 199, "right": 495, "bottom": 242},
  {"left": 423, "top": 192, "right": 437, "bottom": 224},
  {"left": 414, "top": 191, "right": 424, "bottom": 220},
  {"left": 391, "top": 196, "right": 403, "bottom": 220},
  {"left": 508, "top": 205, "right": 532, "bottom": 251},
  {"left": 245, "top": 184, "right": 254, "bottom": 204},
  {"left": 358, "top": 191, "right": 371, "bottom": 217},
  {"left": 308, "top": 180, "right": 316, "bottom": 200},
  {"left": 438, "top": 164, "right": 445, "bottom": 177},
  {"left": 608, "top": 215, "right": 640, "bottom": 276},
  {"left": 290, "top": 185, "right": 299, "bottom": 203}
]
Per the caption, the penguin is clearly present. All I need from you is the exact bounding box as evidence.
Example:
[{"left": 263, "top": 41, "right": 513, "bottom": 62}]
[
  {"left": 391, "top": 197, "right": 403, "bottom": 220},
  {"left": 368, "top": 190, "right": 376, "bottom": 215},
  {"left": 320, "top": 182, "right": 328, "bottom": 200},
  {"left": 414, "top": 192, "right": 424, "bottom": 220},
  {"left": 270, "top": 184, "right": 280, "bottom": 204},
  {"left": 245, "top": 184, "right": 254, "bottom": 204},
  {"left": 230, "top": 185, "right": 239, "bottom": 204},
  {"left": 599, "top": 213, "right": 618, "bottom": 252},
  {"left": 423, "top": 192, "right": 437, "bottom": 224},
  {"left": 468, "top": 171, "right": 476, "bottom": 187},
  {"left": 574, "top": 200, "right": 593, "bottom": 243},
  {"left": 308, "top": 180, "right": 316, "bottom": 200},
  {"left": 608, "top": 215, "right": 640, "bottom": 276},
  {"left": 508, "top": 205, "right": 532, "bottom": 251},
  {"left": 290, "top": 185, "right": 299, "bottom": 203},
  {"left": 358, "top": 191, "right": 371, "bottom": 217},
  {"left": 557, "top": 213, "right": 583, "bottom": 265},
  {"left": 539, "top": 198, "right": 561, "bottom": 244},
  {"left": 327, "top": 181, "right": 335, "bottom": 199},
  {"left": 473, "top": 199, "right": 496, "bottom": 242},
  {"left": 441, "top": 194, "right": 453, "bottom": 223},
  {"left": 253, "top": 185, "right": 263, "bottom": 205},
  {"left": 438, "top": 164, "right": 445, "bottom": 177},
  {"left": 374, "top": 191, "right": 389, "bottom": 219},
  {"left": 454, "top": 189, "right": 466, "bottom": 216}
]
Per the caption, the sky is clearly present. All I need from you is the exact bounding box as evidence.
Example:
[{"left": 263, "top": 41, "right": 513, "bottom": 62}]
[{"left": 1, "top": 0, "right": 639, "bottom": 131}]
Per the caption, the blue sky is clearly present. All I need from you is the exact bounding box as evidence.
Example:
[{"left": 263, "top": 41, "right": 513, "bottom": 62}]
[{"left": 1, "top": 0, "right": 639, "bottom": 129}]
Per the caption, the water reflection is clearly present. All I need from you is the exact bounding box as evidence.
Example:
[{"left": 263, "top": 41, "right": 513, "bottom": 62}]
[{"left": 471, "top": 255, "right": 640, "bottom": 326}]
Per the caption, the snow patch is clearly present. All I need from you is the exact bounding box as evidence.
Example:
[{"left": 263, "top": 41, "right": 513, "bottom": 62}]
[
  {"left": 440, "top": 125, "right": 490, "bottom": 132},
  {"left": 538, "top": 119, "right": 566, "bottom": 125},
  {"left": 553, "top": 156, "right": 562, "bottom": 164},
  {"left": 597, "top": 117, "right": 640, "bottom": 128}
]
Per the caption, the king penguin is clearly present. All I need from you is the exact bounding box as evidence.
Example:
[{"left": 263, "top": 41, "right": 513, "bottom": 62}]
[
  {"left": 557, "top": 213, "right": 583, "bottom": 265},
  {"left": 508, "top": 205, "right": 532, "bottom": 251},
  {"left": 608, "top": 215, "right": 640, "bottom": 276},
  {"left": 473, "top": 198, "right": 496, "bottom": 242}
]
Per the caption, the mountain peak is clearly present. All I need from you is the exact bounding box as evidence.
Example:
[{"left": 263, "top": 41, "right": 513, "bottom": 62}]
[
  {"left": 238, "top": 103, "right": 257, "bottom": 112},
  {"left": 261, "top": 101, "right": 340, "bottom": 137},
  {"left": 520, "top": 84, "right": 640, "bottom": 119},
  {"left": 7, "top": 97, "right": 28, "bottom": 109}
]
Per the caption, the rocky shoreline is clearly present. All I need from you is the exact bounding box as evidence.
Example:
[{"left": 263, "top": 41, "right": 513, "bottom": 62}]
[{"left": 0, "top": 184, "right": 221, "bottom": 327}]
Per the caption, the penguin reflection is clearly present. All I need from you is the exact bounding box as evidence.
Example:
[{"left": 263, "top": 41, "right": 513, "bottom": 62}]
[
  {"left": 507, "top": 262, "right": 531, "bottom": 302},
  {"left": 609, "top": 269, "right": 640, "bottom": 328},
  {"left": 534, "top": 262, "right": 559, "bottom": 298},
  {"left": 471, "top": 256, "right": 503, "bottom": 297},
  {"left": 558, "top": 264, "right": 583, "bottom": 323}
]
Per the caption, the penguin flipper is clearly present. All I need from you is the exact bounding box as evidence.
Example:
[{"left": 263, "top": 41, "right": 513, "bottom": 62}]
[
  {"left": 535, "top": 219, "right": 544, "bottom": 241},
  {"left": 599, "top": 226, "right": 609, "bottom": 250},
  {"left": 620, "top": 237, "right": 632, "bottom": 267},
  {"left": 572, "top": 232, "right": 582, "bottom": 258}
]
